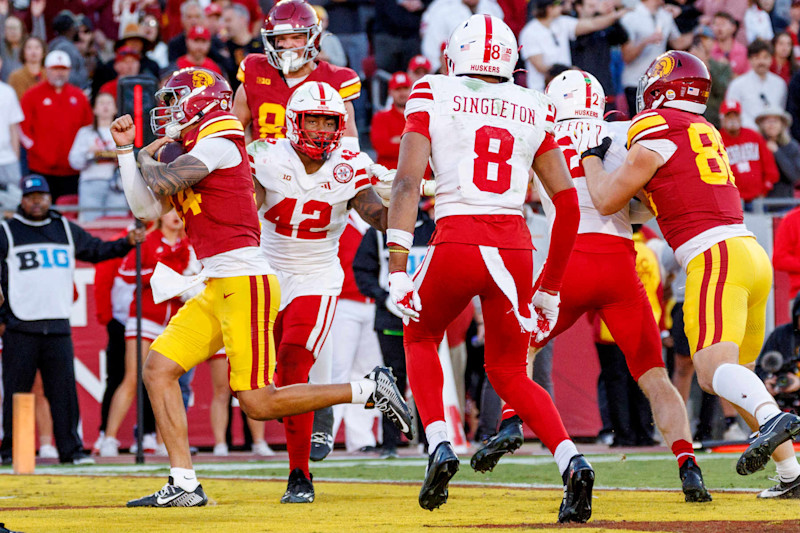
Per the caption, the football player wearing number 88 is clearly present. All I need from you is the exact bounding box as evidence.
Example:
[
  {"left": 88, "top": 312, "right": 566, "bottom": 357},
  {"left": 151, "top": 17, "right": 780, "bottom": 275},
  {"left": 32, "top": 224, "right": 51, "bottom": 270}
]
[
  {"left": 581, "top": 50, "right": 800, "bottom": 496},
  {"left": 248, "top": 81, "right": 411, "bottom": 504},
  {"left": 387, "top": 14, "right": 592, "bottom": 521}
]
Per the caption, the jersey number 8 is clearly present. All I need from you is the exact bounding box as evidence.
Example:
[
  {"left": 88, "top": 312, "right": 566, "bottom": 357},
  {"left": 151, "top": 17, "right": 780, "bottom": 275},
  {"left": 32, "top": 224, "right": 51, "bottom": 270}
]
[
  {"left": 257, "top": 102, "right": 286, "bottom": 139},
  {"left": 687, "top": 122, "right": 735, "bottom": 186},
  {"left": 472, "top": 126, "right": 515, "bottom": 194}
]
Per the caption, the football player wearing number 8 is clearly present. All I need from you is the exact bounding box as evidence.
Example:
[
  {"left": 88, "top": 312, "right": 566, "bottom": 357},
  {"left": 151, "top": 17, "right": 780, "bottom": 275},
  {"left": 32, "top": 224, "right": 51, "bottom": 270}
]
[
  {"left": 247, "top": 82, "right": 406, "bottom": 504},
  {"left": 580, "top": 50, "right": 800, "bottom": 495},
  {"left": 387, "top": 15, "right": 592, "bottom": 522},
  {"left": 112, "top": 67, "right": 413, "bottom": 508}
]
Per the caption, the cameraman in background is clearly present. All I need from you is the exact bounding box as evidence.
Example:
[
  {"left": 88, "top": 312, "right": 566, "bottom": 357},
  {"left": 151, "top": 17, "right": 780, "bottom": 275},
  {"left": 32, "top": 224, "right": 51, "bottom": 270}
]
[{"left": 756, "top": 294, "right": 800, "bottom": 414}]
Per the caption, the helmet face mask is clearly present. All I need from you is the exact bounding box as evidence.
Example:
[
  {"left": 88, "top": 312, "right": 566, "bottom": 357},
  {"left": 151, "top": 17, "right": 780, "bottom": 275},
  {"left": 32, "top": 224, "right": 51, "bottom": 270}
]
[
  {"left": 285, "top": 82, "right": 346, "bottom": 161},
  {"left": 150, "top": 68, "right": 233, "bottom": 139},
  {"left": 262, "top": 0, "right": 321, "bottom": 75},
  {"left": 546, "top": 69, "right": 605, "bottom": 121},
  {"left": 635, "top": 51, "right": 711, "bottom": 115},
  {"left": 446, "top": 14, "right": 518, "bottom": 82}
]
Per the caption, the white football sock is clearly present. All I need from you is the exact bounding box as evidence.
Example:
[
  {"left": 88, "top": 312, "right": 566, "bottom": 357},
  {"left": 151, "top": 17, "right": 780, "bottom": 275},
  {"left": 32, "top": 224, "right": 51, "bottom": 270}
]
[
  {"left": 351, "top": 379, "right": 376, "bottom": 404},
  {"left": 711, "top": 364, "right": 780, "bottom": 425},
  {"left": 170, "top": 467, "right": 199, "bottom": 491},
  {"left": 775, "top": 456, "right": 800, "bottom": 483},
  {"left": 553, "top": 440, "right": 579, "bottom": 477},
  {"left": 425, "top": 420, "right": 448, "bottom": 454}
]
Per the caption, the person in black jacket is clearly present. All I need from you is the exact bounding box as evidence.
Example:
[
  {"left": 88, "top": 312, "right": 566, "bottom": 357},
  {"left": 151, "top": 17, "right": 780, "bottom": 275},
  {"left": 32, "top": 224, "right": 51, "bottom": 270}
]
[
  {"left": 353, "top": 209, "right": 435, "bottom": 457},
  {"left": 0, "top": 175, "right": 144, "bottom": 465}
]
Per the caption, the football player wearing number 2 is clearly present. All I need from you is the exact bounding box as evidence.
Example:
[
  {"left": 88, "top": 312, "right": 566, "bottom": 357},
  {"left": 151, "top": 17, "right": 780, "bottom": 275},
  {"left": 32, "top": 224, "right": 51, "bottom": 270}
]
[
  {"left": 112, "top": 67, "right": 412, "bottom": 508},
  {"left": 387, "top": 15, "right": 592, "bottom": 522},
  {"left": 581, "top": 50, "right": 800, "bottom": 499},
  {"left": 248, "top": 82, "right": 403, "bottom": 504}
]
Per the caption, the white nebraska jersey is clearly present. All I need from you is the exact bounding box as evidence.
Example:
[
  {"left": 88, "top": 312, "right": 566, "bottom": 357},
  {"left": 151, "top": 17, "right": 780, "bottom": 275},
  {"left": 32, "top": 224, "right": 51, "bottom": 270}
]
[
  {"left": 405, "top": 74, "right": 555, "bottom": 220},
  {"left": 535, "top": 119, "right": 632, "bottom": 239},
  {"left": 248, "top": 139, "right": 372, "bottom": 278}
]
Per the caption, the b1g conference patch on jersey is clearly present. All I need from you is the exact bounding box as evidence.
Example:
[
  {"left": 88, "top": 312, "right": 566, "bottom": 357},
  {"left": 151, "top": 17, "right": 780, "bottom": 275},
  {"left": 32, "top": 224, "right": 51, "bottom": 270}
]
[{"left": 333, "top": 163, "right": 354, "bottom": 184}]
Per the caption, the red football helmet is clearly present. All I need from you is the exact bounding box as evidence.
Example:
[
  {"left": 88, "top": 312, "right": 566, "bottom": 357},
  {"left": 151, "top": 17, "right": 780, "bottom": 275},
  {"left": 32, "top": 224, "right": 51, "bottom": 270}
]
[
  {"left": 636, "top": 50, "right": 711, "bottom": 115},
  {"left": 150, "top": 67, "right": 234, "bottom": 139},
  {"left": 261, "top": 0, "right": 321, "bottom": 74},
  {"left": 286, "top": 82, "right": 347, "bottom": 161}
]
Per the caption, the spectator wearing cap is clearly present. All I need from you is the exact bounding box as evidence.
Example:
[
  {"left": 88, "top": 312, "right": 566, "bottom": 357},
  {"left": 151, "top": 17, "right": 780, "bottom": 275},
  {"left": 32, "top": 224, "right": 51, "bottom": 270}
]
[
  {"left": 689, "top": 32, "right": 733, "bottom": 126},
  {"left": 757, "top": 106, "right": 800, "bottom": 197},
  {"left": 313, "top": 5, "right": 347, "bottom": 68},
  {"left": 620, "top": 0, "right": 688, "bottom": 115},
  {"left": 48, "top": 10, "right": 88, "bottom": 90},
  {"left": 20, "top": 51, "right": 92, "bottom": 201},
  {"left": 97, "top": 46, "right": 141, "bottom": 100},
  {"left": 373, "top": 0, "right": 430, "bottom": 74},
  {"left": 421, "top": 0, "right": 504, "bottom": 73},
  {"left": 93, "top": 22, "right": 161, "bottom": 98},
  {"left": 570, "top": 0, "right": 630, "bottom": 107},
  {"left": 726, "top": 39, "right": 787, "bottom": 129},
  {"left": 167, "top": 1, "right": 231, "bottom": 77},
  {"left": 0, "top": 0, "right": 45, "bottom": 82},
  {"left": 370, "top": 72, "right": 412, "bottom": 171},
  {"left": 711, "top": 12, "right": 750, "bottom": 74},
  {"left": 177, "top": 26, "right": 223, "bottom": 76},
  {"left": 0, "top": 175, "right": 144, "bottom": 467},
  {"left": 719, "top": 100, "right": 779, "bottom": 204},
  {"left": 745, "top": 0, "right": 776, "bottom": 43},
  {"left": 407, "top": 55, "right": 432, "bottom": 84},
  {"left": 0, "top": 53, "right": 23, "bottom": 191},
  {"left": 205, "top": 3, "right": 224, "bottom": 38},
  {"left": 222, "top": 3, "right": 263, "bottom": 77}
]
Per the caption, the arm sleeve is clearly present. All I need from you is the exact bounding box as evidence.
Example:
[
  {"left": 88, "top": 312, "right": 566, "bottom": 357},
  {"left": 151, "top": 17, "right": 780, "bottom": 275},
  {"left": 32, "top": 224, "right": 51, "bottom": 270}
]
[
  {"left": 539, "top": 187, "right": 580, "bottom": 292},
  {"left": 117, "top": 151, "right": 165, "bottom": 220},
  {"left": 352, "top": 228, "right": 389, "bottom": 305},
  {"left": 70, "top": 222, "right": 133, "bottom": 263}
]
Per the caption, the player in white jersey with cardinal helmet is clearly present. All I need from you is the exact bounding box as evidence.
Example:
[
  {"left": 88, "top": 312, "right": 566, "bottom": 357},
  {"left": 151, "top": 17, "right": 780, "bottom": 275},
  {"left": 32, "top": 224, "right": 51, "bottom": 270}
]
[
  {"left": 386, "top": 15, "right": 592, "bottom": 522},
  {"left": 472, "top": 69, "right": 712, "bottom": 503},
  {"left": 247, "top": 81, "right": 408, "bottom": 504}
]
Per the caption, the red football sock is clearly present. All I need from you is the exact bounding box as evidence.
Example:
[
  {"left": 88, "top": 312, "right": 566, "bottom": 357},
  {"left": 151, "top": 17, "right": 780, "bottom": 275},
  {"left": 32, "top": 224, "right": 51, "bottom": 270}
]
[
  {"left": 671, "top": 439, "right": 695, "bottom": 469},
  {"left": 275, "top": 343, "right": 315, "bottom": 478},
  {"left": 404, "top": 339, "right": 445, "bottom": 428},
  {"left": 501, "top": 405, "right": 518, "bottom": 421}
]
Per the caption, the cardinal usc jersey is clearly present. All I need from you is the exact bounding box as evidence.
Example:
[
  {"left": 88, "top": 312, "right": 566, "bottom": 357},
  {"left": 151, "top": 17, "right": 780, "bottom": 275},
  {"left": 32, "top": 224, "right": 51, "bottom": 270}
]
[
  {"left": 248, "top": 138, "right": 372, "bottom": 277},
  {"left": 404, "top": 74, "right": 556, "bottom": 220},
  {"left": 628, "top": 108, "right": 751, "bottom": 267},
  {"left": 175, "top": 111, "right": 261, "bottom": 260},
  {"left": 536, "top": 119, "right": 633, "bottom": 239},
  {"left": 237, "top": 55, "right": 361, "bottom": 140}
]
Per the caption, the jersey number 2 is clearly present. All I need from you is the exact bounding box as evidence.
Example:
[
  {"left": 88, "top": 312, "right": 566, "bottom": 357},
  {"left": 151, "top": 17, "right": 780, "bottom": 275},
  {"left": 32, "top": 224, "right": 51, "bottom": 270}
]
[
  {"left": 472, "top": 126, "right": 515, "bottom": 194},
  {"left": 263, "top": 198, "right": 331, "bottom": 240}
]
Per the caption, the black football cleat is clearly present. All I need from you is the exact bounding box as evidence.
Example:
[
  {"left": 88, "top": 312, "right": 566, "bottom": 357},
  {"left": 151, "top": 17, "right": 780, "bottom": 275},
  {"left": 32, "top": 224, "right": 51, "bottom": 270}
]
[
  {"left": 737, "top": 412, "right": 800, "bottom": 475},
  {"left": 280, "top": 468, "right": 315, "bottom": 503},
  {"left": 365, "top": 366, "right": 414, "bottom": 440},
  {"left": 126, "top": 477, "right": 208, "bottom": 507},
  {"left": 758, "top": 474, "right": 800, "bottom": 499},
  {"left": 470, "top": 415, "right": 524, "bottom": 473},
  {"left": 558, "top": 454, "right": 594, "bottom": 523},
  {"left": 310, "top": 406, "right": 335, "bottom": 462},
  {"left": 419, "top": 441, "right": 460, "bottom": 511},
  {"left": 679, "top": 458, "right": 712, "bottom": 502}
]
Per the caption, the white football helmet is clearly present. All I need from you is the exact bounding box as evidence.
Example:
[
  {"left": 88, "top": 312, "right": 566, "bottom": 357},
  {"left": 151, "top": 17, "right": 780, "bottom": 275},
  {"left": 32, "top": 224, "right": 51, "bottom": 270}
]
[
  {"left": 545, "top": 69, "right": 606, "bottom": 122},
  {"left": 446, "top": 15, "right": 518, "bottom": 82},
  {"left": 286, "top": 81, "right": 347, "bottom": 160}
]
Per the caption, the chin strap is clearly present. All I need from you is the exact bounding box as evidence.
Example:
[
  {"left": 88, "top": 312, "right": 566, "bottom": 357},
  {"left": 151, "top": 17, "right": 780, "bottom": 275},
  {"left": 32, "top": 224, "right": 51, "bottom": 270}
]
[{"left": 165, "top": 102, "right": 219, "bottom": 139}]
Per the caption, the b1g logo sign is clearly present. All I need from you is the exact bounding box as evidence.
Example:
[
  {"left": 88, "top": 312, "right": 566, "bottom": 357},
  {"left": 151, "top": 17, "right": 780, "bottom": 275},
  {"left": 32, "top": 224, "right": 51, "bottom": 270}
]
[{"left": 16, "top": 247, "right": 71, "bottom": 271}]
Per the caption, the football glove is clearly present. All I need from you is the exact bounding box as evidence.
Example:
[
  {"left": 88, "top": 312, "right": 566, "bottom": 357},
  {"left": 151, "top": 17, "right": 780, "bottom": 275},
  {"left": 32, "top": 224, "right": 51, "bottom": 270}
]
[
  {"left": 368, "top": 163, "right": 396, "bottom": 207},
  {"left": 531, "top": 289, "right": 560, "bottom": 344},
  {"left": 388, "top": 271, "right": 421, "bottom": 324}
]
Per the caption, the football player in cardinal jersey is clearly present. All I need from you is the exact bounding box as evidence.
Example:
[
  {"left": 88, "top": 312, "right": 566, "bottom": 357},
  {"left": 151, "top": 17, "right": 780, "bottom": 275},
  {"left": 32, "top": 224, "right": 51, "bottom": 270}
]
[
  {"left": 247, "top": 81, "right": 409, "bottom": 503},
  {"left": 112, "top": 67, "right": 412, "bottom": 507},
  {"left": 387, "top": 15, "right": 591, "bottom": 522},
  {"left": 233, "top": 0, "right": 361, "bottom": 147},
  {"left": 471, "top": 69, "right": 711, "bottom": 503},
  {"left": 581, "top": 50, "right": 800, "bottom": 499}
]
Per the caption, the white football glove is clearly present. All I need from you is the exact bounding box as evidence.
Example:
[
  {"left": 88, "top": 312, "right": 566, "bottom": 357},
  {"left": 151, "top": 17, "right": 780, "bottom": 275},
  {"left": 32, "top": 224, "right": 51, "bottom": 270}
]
[
  {"left": 388, "top": 271, "right": 421, "bottom": 324},
  {"left": 384, "top": 295, "right": 406, "bottom": 319},
  {"left": 570, "top": 121, "right": 609, "bottom": 159},
  {"left": 531, "top": 289, "right": 560, "bottom": 344},
  {"left": 368, "top": 163, "right": 396, "bottom": 207},
  {"left": 420, "top": 179, "right": 435, "bottom": 197}
]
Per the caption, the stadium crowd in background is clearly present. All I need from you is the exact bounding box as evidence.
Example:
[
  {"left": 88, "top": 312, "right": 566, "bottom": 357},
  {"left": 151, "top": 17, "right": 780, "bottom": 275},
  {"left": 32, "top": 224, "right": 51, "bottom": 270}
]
[{"left": 0, "top": 0, "right": 800, "bottom": 480}]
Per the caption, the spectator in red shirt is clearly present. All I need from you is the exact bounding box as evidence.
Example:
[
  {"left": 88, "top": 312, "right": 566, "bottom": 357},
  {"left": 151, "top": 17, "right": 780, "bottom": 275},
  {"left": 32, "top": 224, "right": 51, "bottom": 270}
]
[
  {"left": 718, "top": 99, "right": 779, "bottom": 204},
  {"left": 370, "top": 72, "right": 411, "bottom": 171},
  {"left": 774, "top": 205, "right": 800, "bottom": 297},
  {"left": 97, "top": 47, "right": 142, "bottom": 100},
  {"left": 176, "top": 26, "right": 223, "bottom": 76},
  {"left": 20, "top": 50, "right": 92, "bottom": 201},
  {"left": 771, "top": 32, "right": 798, "bottom": 84}
]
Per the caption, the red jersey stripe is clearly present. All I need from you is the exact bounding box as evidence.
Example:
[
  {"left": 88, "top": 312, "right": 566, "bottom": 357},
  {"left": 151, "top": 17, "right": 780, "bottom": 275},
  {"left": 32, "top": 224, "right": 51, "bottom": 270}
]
[
  {"left": 249, "top": 276, "right": 260, "bottom": 390},
  {"left": 483, "top": 15, "right": 494, "bottom": 63},
  {"left": 696, "top": 248, "right": 713, "bottom": 352},
  {"left": 712, "top": 242, "right": 729, "bottom": 344}
]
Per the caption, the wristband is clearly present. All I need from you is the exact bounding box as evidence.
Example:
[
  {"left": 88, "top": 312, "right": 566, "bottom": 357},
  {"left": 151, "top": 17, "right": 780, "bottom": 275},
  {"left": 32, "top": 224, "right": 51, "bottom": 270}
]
[
  {"left": 116, "top": 144, "right": 134, "bottom": 151},
  {"left": 389, "top": 248, "right": 409, "bottom": 254},
  {"left": 386, "top": 228, "right": 413, "bottom": 250}
]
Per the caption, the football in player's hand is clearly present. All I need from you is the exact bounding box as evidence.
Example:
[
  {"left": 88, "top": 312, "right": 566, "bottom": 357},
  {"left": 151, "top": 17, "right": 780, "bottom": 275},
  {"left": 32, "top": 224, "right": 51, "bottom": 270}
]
[{"left": 155, "top": 142, "right": 185, "bottom": 163}]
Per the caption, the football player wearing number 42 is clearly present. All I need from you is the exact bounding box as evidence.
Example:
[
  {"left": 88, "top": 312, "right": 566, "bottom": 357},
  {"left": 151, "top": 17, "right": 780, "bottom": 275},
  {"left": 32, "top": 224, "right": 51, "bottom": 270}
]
[
  {"left": 580, "top": 50, "right": 800, "bottom": 500},
  {"left": 247, "top": 81, "right": 408, "bottom": 504},
  {"left": 387, "top": 14, "right": 592, "bottom": 523}
]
